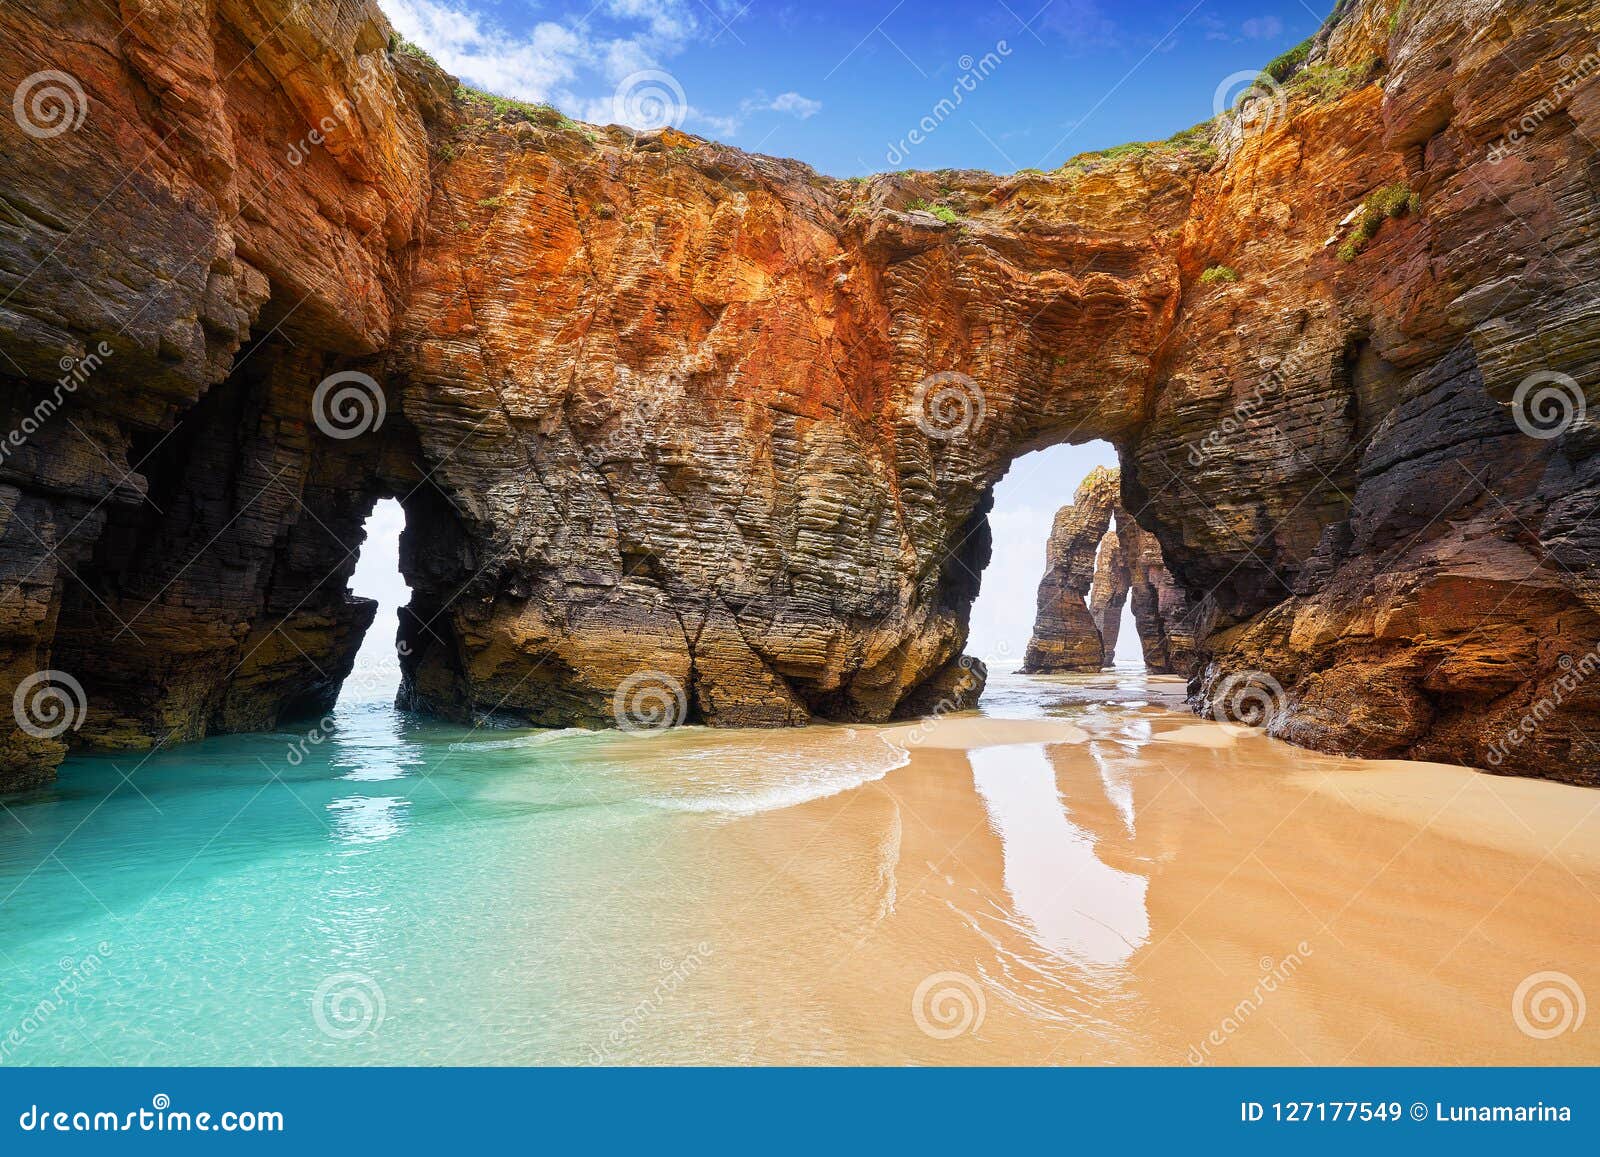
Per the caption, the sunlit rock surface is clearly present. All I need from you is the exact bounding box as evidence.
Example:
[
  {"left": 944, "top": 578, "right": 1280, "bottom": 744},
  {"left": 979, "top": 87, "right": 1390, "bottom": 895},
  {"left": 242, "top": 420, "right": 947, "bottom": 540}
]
[
  {"left": 2, "top": 0, "right": 1598, "bottom": 787},
  {"left": 1022, "top": 467, "right": 1120, "bottom": 674}
]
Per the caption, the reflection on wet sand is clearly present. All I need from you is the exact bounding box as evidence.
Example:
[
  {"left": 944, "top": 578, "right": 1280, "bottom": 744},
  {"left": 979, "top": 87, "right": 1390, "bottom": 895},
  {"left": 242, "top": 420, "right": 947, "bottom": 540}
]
[
  {"left": 633, "top": 666, "right": 1600, "bottom": 1065},
  {"left": 4, "top": 667, "right": 1595, "bottom": 1066},
  {"left": 970, "top": 743, "right": 1149, "bottom": 968}
]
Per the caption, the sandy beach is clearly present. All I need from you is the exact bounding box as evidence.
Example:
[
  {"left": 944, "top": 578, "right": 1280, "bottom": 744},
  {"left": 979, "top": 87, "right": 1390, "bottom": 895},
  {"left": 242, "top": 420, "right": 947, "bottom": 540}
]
[{"left": 551, "top": 667, "right": 1600, "bottom": 1065}]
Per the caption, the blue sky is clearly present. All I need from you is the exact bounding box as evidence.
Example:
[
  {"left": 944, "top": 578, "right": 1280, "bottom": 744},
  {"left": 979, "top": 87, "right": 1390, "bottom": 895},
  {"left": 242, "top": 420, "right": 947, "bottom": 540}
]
[{"left": 383, "top": 0, "right": 1329, "bottom": 176}]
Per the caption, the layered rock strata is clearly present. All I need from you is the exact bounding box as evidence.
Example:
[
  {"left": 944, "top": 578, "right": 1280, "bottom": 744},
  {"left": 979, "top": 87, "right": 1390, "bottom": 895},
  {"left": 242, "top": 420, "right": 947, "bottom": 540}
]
[
  {"left": 1, "top": 0, "right": 1598, "bottom": 788},
  {"left": 1121, "top": 518, "right": 1199, "bottom": 675},
  {"left": 1022, "top": 467, "right": 1120, "bottom": 673},
  {"left": 1022, "top": 468, "right": 1194, "bottom": 675},
  {"left": 1125, "top": 0, "right": 1600, "bottom": 785}
]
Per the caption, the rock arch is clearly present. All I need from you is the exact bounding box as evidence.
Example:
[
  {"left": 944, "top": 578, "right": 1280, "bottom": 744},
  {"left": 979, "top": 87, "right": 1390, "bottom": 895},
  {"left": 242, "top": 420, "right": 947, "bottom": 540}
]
[{"left": 2, "top": 0, "right": 1598, "bottom": 788}]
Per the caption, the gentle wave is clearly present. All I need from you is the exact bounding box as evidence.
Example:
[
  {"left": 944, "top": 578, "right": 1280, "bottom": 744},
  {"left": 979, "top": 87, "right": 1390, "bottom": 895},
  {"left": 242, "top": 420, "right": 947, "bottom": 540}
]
[
  {"left": 645, "top": 743, "right": 911, "bottom": 816},
  {"left": 464, "top": 727, "right": 596, "bottom": 751},
  {"left": 627, "top": 728, "right": 913, "bottom": 817}
]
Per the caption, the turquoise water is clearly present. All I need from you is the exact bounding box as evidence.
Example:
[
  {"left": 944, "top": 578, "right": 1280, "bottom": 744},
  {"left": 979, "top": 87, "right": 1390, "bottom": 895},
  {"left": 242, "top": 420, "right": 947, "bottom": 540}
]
[
  {"left": 0, "top": 690, "right": 926, "bottom": 1065},
  {"left": 6, "top": 664, "right": 1597, "bottom": 1066}
]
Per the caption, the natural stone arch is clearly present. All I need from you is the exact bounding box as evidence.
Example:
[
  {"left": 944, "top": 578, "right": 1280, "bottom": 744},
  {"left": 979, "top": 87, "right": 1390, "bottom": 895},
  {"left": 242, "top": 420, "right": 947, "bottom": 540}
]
[
  {"left": 369, "top": 125, "right": 1196, "bottom": 732},
  {"left": 2, "top": 0, "right": 1598, "bottom": 790}
]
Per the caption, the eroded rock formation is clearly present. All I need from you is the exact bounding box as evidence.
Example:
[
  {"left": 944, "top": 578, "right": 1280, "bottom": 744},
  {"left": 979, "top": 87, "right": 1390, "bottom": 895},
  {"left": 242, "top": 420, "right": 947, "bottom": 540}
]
[
  {"left": 1022, "top": 467, "right": 1120, "bottom": 673},
  {"left": 1090, "top": 529, "right": 1130, "bottom": 659},
  {"left": 2, "top": 0, "right": 1598, "bottom": 788},
  {"left": 1125, "top": 0, "right": 1600, "bottom": 785},
  {"left": 1121, "top": 518, "right": 1199, "bottom": 675},
  {"left": 1022, "top": 467, "right": 1194, "bottom": 675}
]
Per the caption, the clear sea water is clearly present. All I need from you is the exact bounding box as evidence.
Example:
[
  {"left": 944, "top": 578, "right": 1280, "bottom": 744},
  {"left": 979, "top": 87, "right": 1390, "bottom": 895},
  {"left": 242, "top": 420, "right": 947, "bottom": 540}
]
[
  {"left": 0, "top": 678, "right": 965, "bottom": 1065},
  {"left": 4, "top": 664, "right": 1595, "bottom": 1066}
]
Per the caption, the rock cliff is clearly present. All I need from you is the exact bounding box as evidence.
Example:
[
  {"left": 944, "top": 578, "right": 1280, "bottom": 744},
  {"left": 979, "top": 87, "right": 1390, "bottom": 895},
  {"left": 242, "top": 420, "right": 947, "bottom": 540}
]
[
  {"left": 2, "top": 0, "right": 1597, "bottom": 788},
  {"left": 1127, "top": 0, "right": 1600, "bottom": 784}
]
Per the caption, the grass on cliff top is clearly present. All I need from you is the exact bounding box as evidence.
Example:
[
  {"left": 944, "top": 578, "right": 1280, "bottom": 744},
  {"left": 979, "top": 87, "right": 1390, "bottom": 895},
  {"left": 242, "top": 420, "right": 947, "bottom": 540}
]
[
  {"left": 907, "top": 199, "right": 960, "bottom": 225},
  {"left": 1053, "top": 36, "right": 1375, "bottom": 180},
  {"left": 387, "top": 33, "right": 438, "bottom": 70},
  {"left": 454, "top": 84, "right": 586, "bottom": 134},
  {"left": 1221, "top": 35, "right": 1378, "bottom": 126},
  {"left": 1056, "top": 121, "right": 1218, "bottom": 177},
  {"left": 1264, "top": 37, "right": 1313, "bottom": 83},
  {"left": 1055, "top": 20, "right": 1370, "bottom": 184},
  {"left": 1287, "top": 56, "right": 1380, "bottom": 102}
]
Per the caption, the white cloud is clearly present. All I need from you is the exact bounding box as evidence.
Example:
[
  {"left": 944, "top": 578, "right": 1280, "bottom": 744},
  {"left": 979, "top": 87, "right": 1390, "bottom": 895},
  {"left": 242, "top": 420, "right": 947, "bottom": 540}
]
[
  {"left": 723, "top": 90, "right": 822, "bottom": 135},
  {"left": 385, "top": 0, "right": 594, "bottom": 102},
  {"left": 1039, "top": 0, "right": 1120, "bottom": 49},
  {"left": 692, "top": 110, "right": 744, "bottom": 137},
  {"left": 383, "top": 0, "right": 740, "bottom": 135},
  {"left": 1241, "top": 15, "right": 1285, "bottom": 40},
  {"left": 768, "top": 92, "right": 822, "bottom": 119}
]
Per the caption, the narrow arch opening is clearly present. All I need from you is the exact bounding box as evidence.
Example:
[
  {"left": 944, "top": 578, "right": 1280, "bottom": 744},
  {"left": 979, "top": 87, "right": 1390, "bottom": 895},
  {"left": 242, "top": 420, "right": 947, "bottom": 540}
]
[
  {"left": 968, "top": 441, "right": 1142, "bottom": 673},
  {"left": 341, "top": 498, "right": 409, "bottom": 706}
]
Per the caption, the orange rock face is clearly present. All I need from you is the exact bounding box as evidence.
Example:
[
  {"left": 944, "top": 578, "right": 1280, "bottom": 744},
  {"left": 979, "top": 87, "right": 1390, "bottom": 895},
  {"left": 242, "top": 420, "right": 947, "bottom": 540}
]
[
  {"left": 1128, "top": 0, "right": 1600, "bottom": 783},
  {"left": 381, "top": 103, "right": 1207, "bottom": 728},
  {"left": 1, "top": 0, "right": 1598, "bottom": 788}
]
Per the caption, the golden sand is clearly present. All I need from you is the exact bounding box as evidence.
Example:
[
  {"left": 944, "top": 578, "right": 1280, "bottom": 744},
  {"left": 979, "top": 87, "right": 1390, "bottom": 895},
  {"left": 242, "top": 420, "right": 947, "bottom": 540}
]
[{"left": 611, "top": 672, "right": 1600, "bottom": 1064}]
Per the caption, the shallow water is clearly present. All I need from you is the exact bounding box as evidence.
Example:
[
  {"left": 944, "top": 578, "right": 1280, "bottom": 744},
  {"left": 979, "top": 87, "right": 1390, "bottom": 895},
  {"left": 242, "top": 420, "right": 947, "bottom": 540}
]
[{"left": 1, "top": 665, "right": 1595, "bottom": 1065}]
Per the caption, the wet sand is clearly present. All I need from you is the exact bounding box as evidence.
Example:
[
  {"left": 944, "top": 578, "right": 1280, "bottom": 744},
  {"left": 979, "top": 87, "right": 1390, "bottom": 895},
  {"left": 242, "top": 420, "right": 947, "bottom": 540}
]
[{"left": 610, "top": 668, "right": 1600, "bottom": 1064}]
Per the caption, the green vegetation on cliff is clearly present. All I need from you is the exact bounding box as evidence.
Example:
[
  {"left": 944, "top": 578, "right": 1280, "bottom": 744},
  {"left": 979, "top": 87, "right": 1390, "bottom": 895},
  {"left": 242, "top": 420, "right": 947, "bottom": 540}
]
[{"left": 1338, "top": 182, "right": 1421, "bottom": 261}]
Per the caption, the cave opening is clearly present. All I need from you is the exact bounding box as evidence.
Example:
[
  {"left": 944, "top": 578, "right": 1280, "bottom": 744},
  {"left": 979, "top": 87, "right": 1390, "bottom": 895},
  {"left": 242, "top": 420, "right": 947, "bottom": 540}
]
[
  {"left": 968, "top": 440, "right": 1143, "bottom": 673},
  {"left": 341, "top": 498, "right": 410, "bottom": 708}
]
